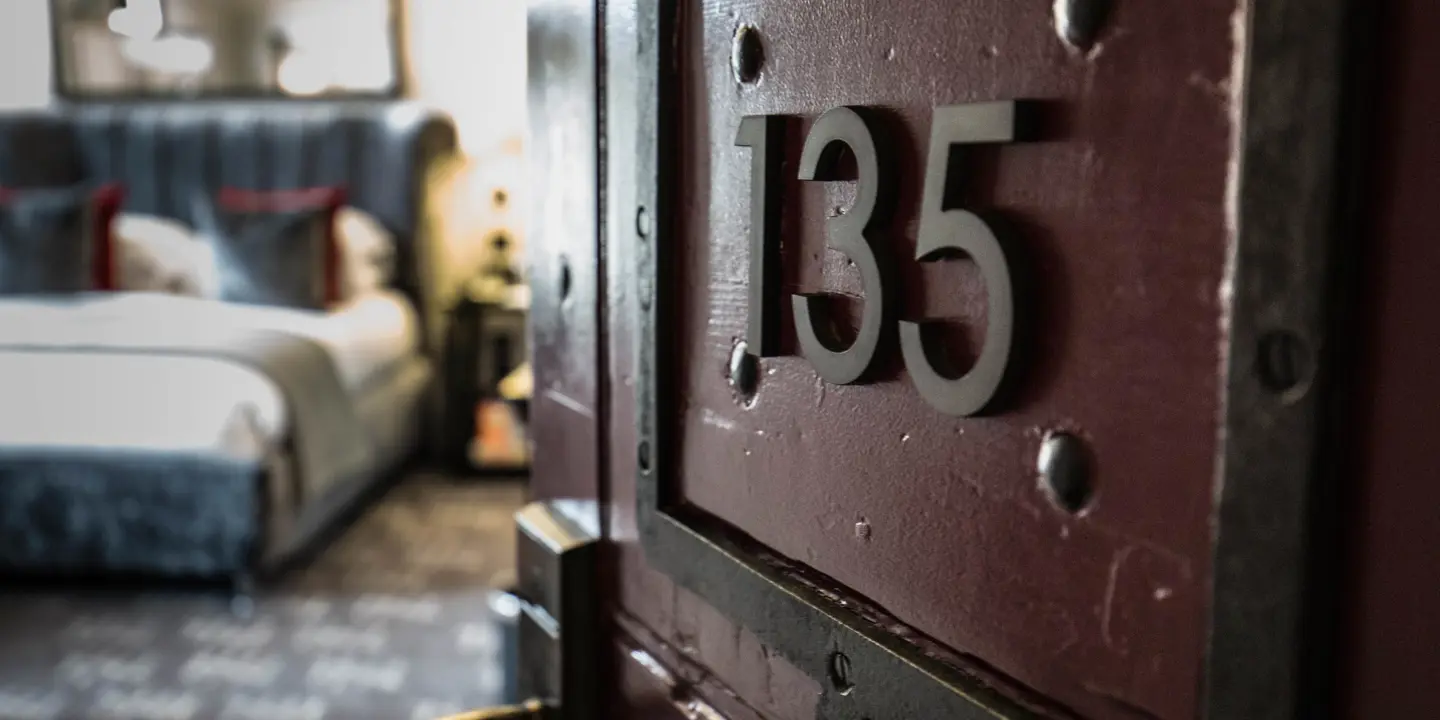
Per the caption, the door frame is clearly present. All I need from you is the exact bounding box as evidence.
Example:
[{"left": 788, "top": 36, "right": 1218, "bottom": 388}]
[{"left": 619, "top": 0, "right": 1361, "bottom": 718}]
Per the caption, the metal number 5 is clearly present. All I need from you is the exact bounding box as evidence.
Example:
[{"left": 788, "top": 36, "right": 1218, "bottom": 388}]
[
  {"left": 792, "top": 107, "right": 894, "bottom": 385},
  {"left": 900, "top": 101, "right": 1020, "bottom": 416}
]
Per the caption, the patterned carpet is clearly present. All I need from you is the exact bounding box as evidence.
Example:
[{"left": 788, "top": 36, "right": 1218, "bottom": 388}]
[{"left": 0, "top": 474, "right": 526, "bottom": 720}]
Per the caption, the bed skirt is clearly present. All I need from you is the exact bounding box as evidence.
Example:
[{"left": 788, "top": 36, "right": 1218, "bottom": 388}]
[
  {"left": 0, "top": 360, "right": 430, "bottom": 581},
  {"left": 0, "top": 449, "right": 264, "bottom": 578}
]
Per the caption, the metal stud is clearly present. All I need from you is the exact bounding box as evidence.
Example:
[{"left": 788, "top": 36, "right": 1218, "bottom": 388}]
[
  {"left": 728, "top": 340, "right": 759, "bottom": 401},
  {"left": 637, "top": 441, "right": 652, "bottom": 473},
  {"left": 1037, "top": 431, "right": 1092, "bottom": 513},
  {"left": 827, "top": 651, "right": 854, "bottom": 694},
  {"left": 731, "top": 24, "right": 764, "bottom": 84},
  {"left": 1256, "top": 329, "right": 1311, "bottom": 397},
  {"left": 1053, "top": 0, "right": 1113, "bottom": 52},
  {"left": 635, "top": 205, "right": 651, "bottom": 239},
  {"left": 557, "top": 255, "right": 573, "bottom": 304}
]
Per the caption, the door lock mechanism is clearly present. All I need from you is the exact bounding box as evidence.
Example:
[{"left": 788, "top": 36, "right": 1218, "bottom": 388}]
[
  {"left": 513, "top": 500, "right": 601, "bottom": 720},
  {"left": 441, "top": 501, "right": 598, "bottom": 720}
]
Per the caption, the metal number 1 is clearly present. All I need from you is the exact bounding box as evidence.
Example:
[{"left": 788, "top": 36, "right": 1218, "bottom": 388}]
[{"left": 735, "top": 115, "right": 785, "bottom": 357}]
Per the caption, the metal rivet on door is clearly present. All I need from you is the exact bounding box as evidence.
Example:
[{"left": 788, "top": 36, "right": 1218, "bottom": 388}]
[
  {"left": 827, "top": 651, "right": 855, "bottom": 694},
  {"left": 1037, "top": 431, "right": 1093, "bottom": 513},
  {"left": 637, "top": 441, "right": 652, "bottom": 473},
  {"left": 1053, "top": 0, "right": 1113, "bottom": 52},
  {"left": 636, "top": 205, "right": 653, "bottom": 311},
  {"left": 635, "top": 205, "right": 652, "bottom": 239},
  {"left": 557, "top": 255, "right": 573, "bottom": 304},
  {"left": 728, "top": 339, "right": 759, "bottom": 402},
  {"left": 731, "top": 24, "right": 764, "bottom": 84},
  {"left": 1256, "top": 329, "right": 1312, "bottom": 398}
]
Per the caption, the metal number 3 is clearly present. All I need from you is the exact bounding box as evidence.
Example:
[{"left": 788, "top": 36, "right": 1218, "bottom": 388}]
[
  {"left": 736, "top": 101, "right": 1023, "bottom": 416},
  {"left": 792, "top": 107, "right": 894, "bottom": 385}
]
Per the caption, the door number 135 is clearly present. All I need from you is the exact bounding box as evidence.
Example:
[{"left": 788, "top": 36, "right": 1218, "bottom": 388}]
[{"left": 736, "top": 101, "right": 1025, "bottom": 417}]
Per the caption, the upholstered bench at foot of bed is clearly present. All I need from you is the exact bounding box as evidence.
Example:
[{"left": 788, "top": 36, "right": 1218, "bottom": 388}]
[{"left": 0, "top": 449, "right": 264, "bottom": 578}]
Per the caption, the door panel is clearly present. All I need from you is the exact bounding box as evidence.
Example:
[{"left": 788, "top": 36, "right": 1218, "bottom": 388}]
[
  {"left": 662, "top": 1, "right": 1232, "bottom": 717},
  {"left": 587, "top": 0, "right": 1355, "bottom": 717}
]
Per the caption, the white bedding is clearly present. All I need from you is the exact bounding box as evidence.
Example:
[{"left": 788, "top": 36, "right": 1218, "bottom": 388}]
[{"left": 0, "top": 291, "right": 420, "bottom": 458}]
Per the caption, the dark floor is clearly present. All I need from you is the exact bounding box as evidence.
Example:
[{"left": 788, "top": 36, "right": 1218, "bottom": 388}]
[{"left": 0, "top": 474, "right": 526, "bottom": 720}]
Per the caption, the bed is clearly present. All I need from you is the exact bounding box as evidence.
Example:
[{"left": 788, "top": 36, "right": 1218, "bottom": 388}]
[
  {"left": 0, "top": 102, "right": 458, "bottom": 579},
  {"left": 0, "top": 290, "right": 429, "bottom": 574}
]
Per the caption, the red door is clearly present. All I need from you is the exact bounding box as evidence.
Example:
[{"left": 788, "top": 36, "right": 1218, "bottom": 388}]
[{"left": 524, "top": 0, "right": 1436, "bottom": 718}]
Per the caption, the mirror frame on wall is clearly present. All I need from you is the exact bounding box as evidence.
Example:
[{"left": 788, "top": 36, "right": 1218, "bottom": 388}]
[{"left": 48, "top": 0, "right": 409, "bottom": 101}]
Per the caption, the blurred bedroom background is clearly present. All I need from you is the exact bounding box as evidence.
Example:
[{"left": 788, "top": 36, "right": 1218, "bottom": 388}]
[
  {"left": 0, "top": 2, "right": 534, "bottom": 718},
  {"left": 4, "top": 0, "right": 532, "bottom": 470},
  {"left": 2, "top": 0, "right": 526, "bottom": 271}
]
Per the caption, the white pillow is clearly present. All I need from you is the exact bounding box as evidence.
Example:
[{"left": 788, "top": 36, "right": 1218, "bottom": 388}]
[
  {"left": 335, "top": 207, "right": 396, "bottom": 300},
  {"left": 124, "top": 207, "right": 396, "bottom": 302},
  {"left": 112, "top": 213, "right": 207, "bottom": 295}
]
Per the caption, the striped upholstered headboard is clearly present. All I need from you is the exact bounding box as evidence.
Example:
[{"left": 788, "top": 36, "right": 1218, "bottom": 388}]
[{"left": 0, "top": 102, "right": 458, "bottom": 343}]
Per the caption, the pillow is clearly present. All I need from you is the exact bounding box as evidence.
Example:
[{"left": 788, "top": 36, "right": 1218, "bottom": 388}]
[
  {"left": 335, "top": 206, "right": 396, "bottom": 299},
  {"left": 188, "top": 206, "right": 392, "bottom": 302},
  {"left": 113, "top": 213, "right": 207, "bottom": 294},
  {"left": 193, "top": 187, "right": 345, "bottom": 309},
  {"left": 0, "top": 184, "right": 122, "bottom": 295}
]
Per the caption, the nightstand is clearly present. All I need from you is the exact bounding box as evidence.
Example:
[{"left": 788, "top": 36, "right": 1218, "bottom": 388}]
[{"left": 440, "top": 282, "right": 529, "bottom": 474}]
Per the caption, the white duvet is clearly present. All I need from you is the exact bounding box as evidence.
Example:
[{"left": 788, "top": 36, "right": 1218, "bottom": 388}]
[{"left": 0, "top": 291, "right": 419, "bottom": 459}]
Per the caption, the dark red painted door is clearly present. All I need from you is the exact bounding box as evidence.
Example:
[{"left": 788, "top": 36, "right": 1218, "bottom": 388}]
[
  {"left": 526, "top": 0, "right": 1391, "bottom": 718},
  {"left": 656, "top": 2, "right": 1234, "bottom": 716}
]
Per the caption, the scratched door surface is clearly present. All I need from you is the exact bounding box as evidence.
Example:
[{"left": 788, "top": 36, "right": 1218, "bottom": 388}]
[
  {"left": 663, "top": 1, "right": 1233, "bottom": 718},
  {"left": 593, "top": 0, "right": 1357, "bottom": 717}
]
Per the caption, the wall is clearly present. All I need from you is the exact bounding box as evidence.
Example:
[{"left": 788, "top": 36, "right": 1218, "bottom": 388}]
[
  {"left": 0, "top": 0, "right": 54, "bottom": 110},
  {"left": 0, "top": 0, "right": 525, "bottom": 312},
  {"left": 407, "top": 0, "right": 528, "bottom": 304}
]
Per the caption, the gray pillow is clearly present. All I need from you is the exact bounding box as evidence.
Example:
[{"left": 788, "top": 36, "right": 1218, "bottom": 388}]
[
  {"left": 0, "top": 185, "right": 114, "bottom": 295},
  {"left": 193, "top": 193, "right": 338, "bottom": 310}
]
